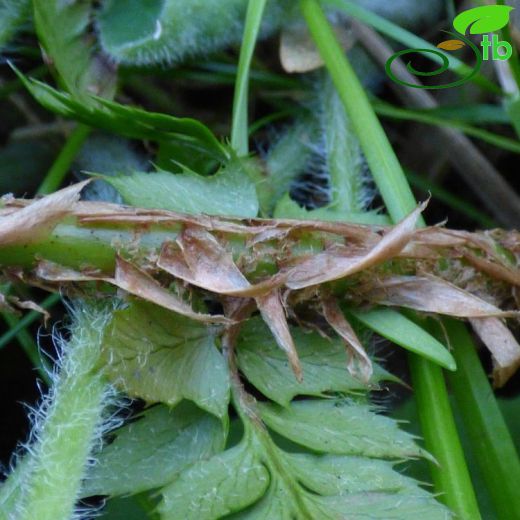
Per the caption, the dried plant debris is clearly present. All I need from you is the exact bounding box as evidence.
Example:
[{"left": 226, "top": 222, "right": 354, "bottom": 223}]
[
  {"left": 0, "top": 181, "right": 89, "bottom": 246},
  {"left": 280, "top": 21, "right": 353, "bottom": 73},
  {"left": 0, "top": 184, "right": 518, "bottom": 385}
]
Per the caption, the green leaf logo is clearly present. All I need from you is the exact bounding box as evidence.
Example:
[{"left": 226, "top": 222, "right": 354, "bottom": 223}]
[{"left": 453, "top": 5, "right": 514, "bottom": 35}]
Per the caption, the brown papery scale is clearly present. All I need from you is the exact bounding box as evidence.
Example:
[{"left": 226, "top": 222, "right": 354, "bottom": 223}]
[{"left": 0, "top": 183, "right": 518, "bottom": 385}]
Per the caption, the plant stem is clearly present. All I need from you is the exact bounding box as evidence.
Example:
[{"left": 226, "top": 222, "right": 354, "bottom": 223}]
[
  {"left": 37, "top": 123, "right": 90, "bottom": 195},
  {"left": 444, "top": 318, "right": 520, "bottom": 520},
  {"left": 300, "top": 1, "right": 480, "bottom": 517},
  {"left": 408, "top": 356, "right": 481, "bottom": 518},
  {"left": 231, "top": 0, "right": 267, "bottom": 155},
  {"left": 16, "top": 305, "right": 109, "bottom": 520},
  {"left": 1, "top": 122, "right": 89, "bottom": 378}
]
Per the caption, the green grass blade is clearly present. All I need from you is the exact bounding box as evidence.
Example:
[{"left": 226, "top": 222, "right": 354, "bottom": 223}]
[
  {"left": 416, "top": 104, "right": 509, "bottom": 125},
  {"left": 505, "top": 96, "right": 520, "bottom": 139},
  {"left": 408, "top": 355, "right": 481, "bottom": 518},
  {"left": 444, "top": 318, "right": 520, "bottom": 520},
  {"left": 301, "top": 1, "right": 480, "bottom": 516},
  {"left": 231, "top": 0, "right": 267, "bottom": 155},
  {"left": 348, "top": 308, "right": 456, "bottom": 371},
  {"left": 373, "top": 99, "right": 520, "bottom": 155},
  {"left": 37, "top": 124, "right": 91, "bottom": 195}
]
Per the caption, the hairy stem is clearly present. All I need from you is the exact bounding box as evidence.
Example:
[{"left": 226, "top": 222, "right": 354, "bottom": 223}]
[{"left": 9, "top": 305, "right": 110, "bottom": 520}]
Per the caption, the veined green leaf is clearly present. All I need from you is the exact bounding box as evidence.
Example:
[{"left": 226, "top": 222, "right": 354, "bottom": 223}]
[
  {"left": 283, "top": 453, "right": 417, "bottom": 495},
  {"left": 259, "top": 399, "right": 428, "bottom": 460},
  {"left": 301, "top": 491, "right": 451, "bottom": 519},
  {"left": 83, "top": 402, "right": 226, "bottom": 497},
  {"left": 347, "top": 307, "right": 456, "bottom": 371},
  {"left": 106, "top": 158, "right": 259, "bottom": 217},
  {"left": 236, "top": 317, "right": 395, "bottom": 406},
  {"left": 102, "top": 301, "right": 230, "bottom": 418},
  {"left": 0, "top": 0, "right": 30, "bottom": 49},
  {"left": 15, "top": 73, "right": 227, "bottom": 160},
  {"left": 319, "top": 74, "right": 367, "bottom": 212},
  {"left": 159, "top": 431, "right": 269, "bottom": 520},
  {"left": 167, "top": 400, "right": 450, "bottom": 520},
  {"left": 32, "top": 0, "right": 115, "bottom": 101}
]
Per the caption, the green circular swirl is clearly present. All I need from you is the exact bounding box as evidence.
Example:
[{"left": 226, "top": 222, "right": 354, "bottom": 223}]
[{"left": 385, "top": 33, "right": 482, "bottom": 90}]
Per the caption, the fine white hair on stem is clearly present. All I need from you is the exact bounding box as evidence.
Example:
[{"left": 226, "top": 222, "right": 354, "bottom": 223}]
[
  {"left": 0, "top": 300, "right": 121, "bottom": 520},
  {"left": 265, "top": 71, "right": 375, "bottom": 214}
]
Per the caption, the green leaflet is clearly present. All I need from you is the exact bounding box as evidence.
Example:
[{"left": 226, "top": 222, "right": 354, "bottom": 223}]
[
  {"left": 106, "top": 159, "right": 259, "bottom": 218},
  {"left": 318, "top": 74, "right": 368, "bottom": 213},
  {"left": 101, "top": 301, "right": 230, "bottom": 418},
  {"left": 0, "top": 0, "right": 30, "bottom": 49},
  {"left": 283, "top": 453, "right": 417, "bottom": 495},
  {"left": 15, "top": 73, "right": 227, "bottom": 161},
  {"left": 159, "top": 430, "right": 270, "bottom": 520},
  {"left": 259, "top": 399, "right": 429, "bottom": 460},
  {"left": 97, "top": 0, "right": 291, "bottom": 65},
  {"left": 348, "top": 308, "right": 457, "bottom": 371},
  {"left": 236, "top": 317, "right": 396, "bottom": 406},
  {"left": 274, "top": 193, "right": 390, "bottom": 224},
  {"left": 83, "top": 402, "right": 226, "bottom": 497},
  {"left": 32, "top": 0, "right": 115, "bottom": 101},
  {"left": 263, "top": 117, "right": 315, "bottom": 212},
  {"left": 159, "top": 396, "right": 448, "bottom": 519}
]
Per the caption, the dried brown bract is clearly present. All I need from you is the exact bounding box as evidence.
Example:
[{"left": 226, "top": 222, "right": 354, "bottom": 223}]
[{"left": 0, "top": 186, "right": 518, "bottom": 384}]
